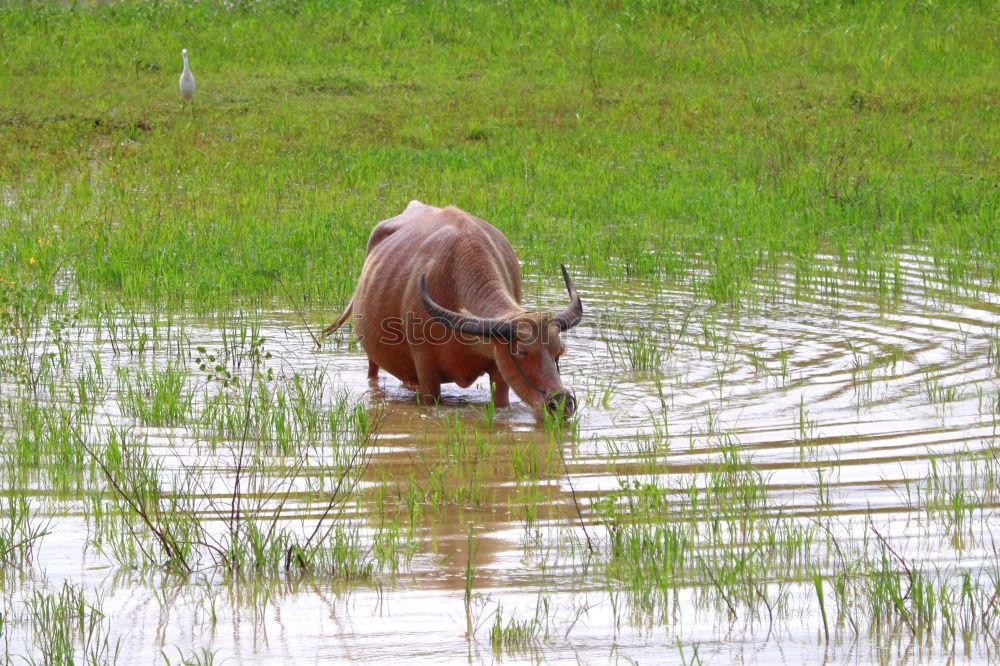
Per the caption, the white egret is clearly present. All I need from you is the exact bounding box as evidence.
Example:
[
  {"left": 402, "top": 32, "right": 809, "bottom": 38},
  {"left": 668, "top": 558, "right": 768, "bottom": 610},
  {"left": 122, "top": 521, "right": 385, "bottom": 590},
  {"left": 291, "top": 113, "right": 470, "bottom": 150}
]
[{"left": 179, "top": 48, "right": 195, "bottom": 113}]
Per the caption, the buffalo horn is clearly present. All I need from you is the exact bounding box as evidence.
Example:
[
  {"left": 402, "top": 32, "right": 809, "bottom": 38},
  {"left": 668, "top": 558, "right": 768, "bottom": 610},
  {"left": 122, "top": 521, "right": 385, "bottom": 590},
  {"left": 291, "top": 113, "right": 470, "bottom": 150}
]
[
  {"left": 553, "top": 264, "right": 583, "bottom": 331},
  {"left": 420, "top": 275, "right": 514, "bottom": 341}
]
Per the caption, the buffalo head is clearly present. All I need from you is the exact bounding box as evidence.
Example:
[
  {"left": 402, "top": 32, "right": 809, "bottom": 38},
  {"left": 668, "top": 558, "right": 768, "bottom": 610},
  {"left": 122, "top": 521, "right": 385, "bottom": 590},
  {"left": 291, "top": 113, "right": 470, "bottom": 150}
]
[{"left": 420, "top": 265, "right": 583, "bottom": 417}]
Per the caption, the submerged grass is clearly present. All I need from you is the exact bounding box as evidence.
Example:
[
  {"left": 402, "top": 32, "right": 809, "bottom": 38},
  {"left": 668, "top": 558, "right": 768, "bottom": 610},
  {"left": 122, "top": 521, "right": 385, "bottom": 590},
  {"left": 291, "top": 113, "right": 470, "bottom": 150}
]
[
  {"left": 84, "top": 367, "right": 389, "bottom": 576},
  {"left": 25, "top": 582, "right": 122, "bottom": 666},
  {"left": 115, "top": 362, "right": 192, "bottom": 426},
  {"left": 2, "top": 276, "right": 1000, "bottom": 659}
]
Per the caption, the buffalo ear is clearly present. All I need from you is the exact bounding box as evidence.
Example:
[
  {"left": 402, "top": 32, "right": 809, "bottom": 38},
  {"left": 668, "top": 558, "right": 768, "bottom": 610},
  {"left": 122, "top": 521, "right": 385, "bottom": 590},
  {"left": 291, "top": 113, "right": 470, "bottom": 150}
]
[
  {"left": 553, "top": 265, "right": 583, "bottom": 331},
  {"left": 419, "top": 275, "right": 515, "bottom": 341}
]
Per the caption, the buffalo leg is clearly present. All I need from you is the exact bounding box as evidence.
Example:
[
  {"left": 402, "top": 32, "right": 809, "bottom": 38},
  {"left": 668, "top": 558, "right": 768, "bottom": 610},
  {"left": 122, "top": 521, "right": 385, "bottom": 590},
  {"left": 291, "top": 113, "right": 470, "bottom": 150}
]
[
  {"left": 414, "top": 357, "right": 442, "bottom": 405},
  {"left": 367, "top": 359, "right": 379, "bottom": 380},
  {"left": 415, "top": 383, "right": 441, "bottom": 405},
  {"left": 487, "top": 364, "right": 510, "bottom": 408}
]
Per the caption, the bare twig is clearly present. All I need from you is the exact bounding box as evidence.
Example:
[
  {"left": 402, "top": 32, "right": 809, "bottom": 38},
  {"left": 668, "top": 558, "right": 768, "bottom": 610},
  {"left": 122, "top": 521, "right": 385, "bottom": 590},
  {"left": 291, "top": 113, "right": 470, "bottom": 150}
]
[
  {"left": 806, "top": 514, "right": 859, "bottom": 636},
  {"left": 867, "top": 515, "right": 914, "bottom": 598},
  {"left": 73, "top": 425, "right": 192, "bottom": 573},
  {"left": 301, "top": 405, "right": 384, "bottom": 559},
  {"left": 558, "top": 441, "right": 594, "bottom": 554},
  {"left": 228, "top": 339, "right": 264, "bottom": 541},
  {"left": 0, "top": 529, "right": 51, "bottom": 563},
  {"left": 256, "top": 270, "right": 322, "bottom": 348},
  {"left": 697, "top": 554, "right": 738, "bottom": 620}
]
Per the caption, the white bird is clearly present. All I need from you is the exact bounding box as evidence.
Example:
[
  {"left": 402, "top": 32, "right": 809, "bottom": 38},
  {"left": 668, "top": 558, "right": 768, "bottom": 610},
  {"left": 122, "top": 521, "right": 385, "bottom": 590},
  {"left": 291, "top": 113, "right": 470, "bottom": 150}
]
[{"left": 179, "top": 48, "right": 195, "bottom": 108}]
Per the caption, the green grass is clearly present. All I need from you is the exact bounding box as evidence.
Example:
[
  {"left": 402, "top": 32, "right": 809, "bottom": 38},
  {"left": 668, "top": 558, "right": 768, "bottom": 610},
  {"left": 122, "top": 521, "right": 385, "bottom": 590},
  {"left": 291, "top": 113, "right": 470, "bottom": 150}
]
[
  {"left": 25, "top": 581, "right": 121, "bottom": 665},
  {"left": 605, "top": 321, "right": 669, "bottom": 372},
  {"left": 115, "top": 361, "right": 193, "bottom": 426},
  {"left": 489, "top": 602, "right": 545, "bottom": 656},
  {"left": 1, "top": 0, "right": 997, "bottom": 313}
]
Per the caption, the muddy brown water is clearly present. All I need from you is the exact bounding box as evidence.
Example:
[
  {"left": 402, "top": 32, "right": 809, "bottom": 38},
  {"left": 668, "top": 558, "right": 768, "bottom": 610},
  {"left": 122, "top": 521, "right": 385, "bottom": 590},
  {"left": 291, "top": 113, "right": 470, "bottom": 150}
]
[{"left": 2, "top": 254, "right": 1000, "bottom": 663}]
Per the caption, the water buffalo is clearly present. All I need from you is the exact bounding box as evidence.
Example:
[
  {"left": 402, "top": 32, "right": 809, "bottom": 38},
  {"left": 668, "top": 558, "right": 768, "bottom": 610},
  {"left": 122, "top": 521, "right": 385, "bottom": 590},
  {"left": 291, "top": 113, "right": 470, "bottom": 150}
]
[{"left": 322, "top": 200, "right": 583, "bottom": 417}]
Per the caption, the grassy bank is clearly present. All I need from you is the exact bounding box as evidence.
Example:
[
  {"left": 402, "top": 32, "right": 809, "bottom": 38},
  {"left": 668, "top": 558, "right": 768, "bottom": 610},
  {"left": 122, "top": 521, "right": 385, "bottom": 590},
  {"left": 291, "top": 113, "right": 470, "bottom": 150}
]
[{"left": 1, "top": 0, "right": 997, "bottom": 310}]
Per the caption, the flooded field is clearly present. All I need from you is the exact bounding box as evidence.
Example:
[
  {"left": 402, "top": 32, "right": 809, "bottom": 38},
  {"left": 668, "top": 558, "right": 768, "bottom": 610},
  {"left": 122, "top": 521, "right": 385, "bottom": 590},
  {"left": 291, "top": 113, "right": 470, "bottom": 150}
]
[{"left": 2, "top": 254, "right": 1000, "bottom": 664}]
